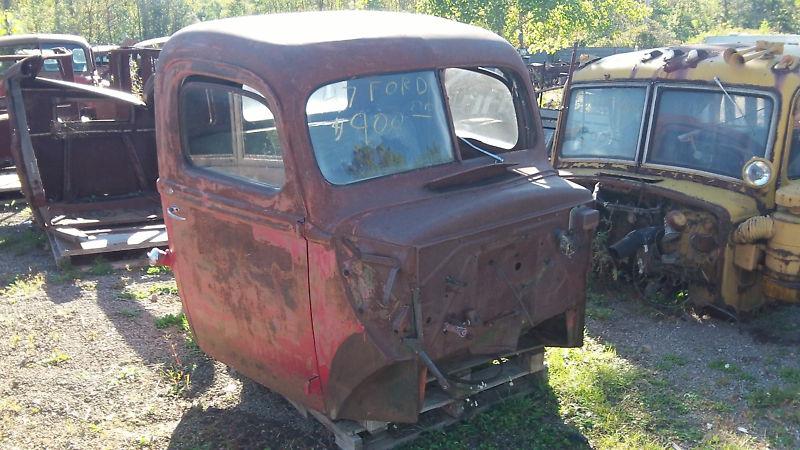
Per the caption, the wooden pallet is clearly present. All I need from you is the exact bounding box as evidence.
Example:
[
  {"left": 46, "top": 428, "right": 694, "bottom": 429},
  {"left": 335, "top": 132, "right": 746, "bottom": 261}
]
[{"left": 309, "top": 350, "right": 546, "bottom": 450}]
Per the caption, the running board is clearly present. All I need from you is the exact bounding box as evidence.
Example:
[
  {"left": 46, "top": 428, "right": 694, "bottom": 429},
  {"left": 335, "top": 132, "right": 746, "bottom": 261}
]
[{"left": 47, "top": 222, "right": 168, "bottom": 265}]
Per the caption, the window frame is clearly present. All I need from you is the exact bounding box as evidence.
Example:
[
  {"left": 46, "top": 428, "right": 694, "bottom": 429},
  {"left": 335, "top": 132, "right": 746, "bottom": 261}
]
[
  {"left": 178, "top": 78, "right": 286, "bottom": 192},
  {"left": 303, "top": 69, "right": 459, "bottom": 186},
  {"left": 784, "top": 91, "right": 800, "bottom": 180},
  {"left": 641, "top": 83, "right": 779, "bottom": 183},
  {"left": 442, "top": 66, "right": 526, "bottom": 153},
  {"left": 303, "top": 66, "right": 532, "bottom": 187},
  {"left": 557, "top": 82, "right": 652, "bottom": 164}
]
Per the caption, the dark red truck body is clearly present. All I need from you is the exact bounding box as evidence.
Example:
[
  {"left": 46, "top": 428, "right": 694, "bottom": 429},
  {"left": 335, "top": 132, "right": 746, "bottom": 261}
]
[{"left": 153, "top": 10, "right": 598, "bottom": 433}]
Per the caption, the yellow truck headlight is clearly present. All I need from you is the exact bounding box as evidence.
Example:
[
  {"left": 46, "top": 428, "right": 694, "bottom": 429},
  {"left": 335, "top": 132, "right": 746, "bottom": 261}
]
[{"left": 742, "top": 158, "right": 773, "bottom": 188}]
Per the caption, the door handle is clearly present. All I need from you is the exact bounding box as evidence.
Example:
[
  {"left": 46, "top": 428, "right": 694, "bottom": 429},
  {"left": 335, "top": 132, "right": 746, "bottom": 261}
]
[{"left": 167, "top": 205, "right": 186, "bottom": 221}]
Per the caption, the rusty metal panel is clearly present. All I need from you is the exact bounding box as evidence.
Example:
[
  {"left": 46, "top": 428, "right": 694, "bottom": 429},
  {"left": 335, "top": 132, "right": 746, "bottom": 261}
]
[
  {"left": 154, "top": 11, "right": 596, "bottom": 432},
  {"left": 5, "top": 55, "right": 164, "bottom": 264}
]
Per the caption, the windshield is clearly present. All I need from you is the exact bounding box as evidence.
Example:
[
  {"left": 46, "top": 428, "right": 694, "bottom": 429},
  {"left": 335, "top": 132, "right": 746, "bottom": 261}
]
[
  {"left": 647, "top": 88, "right": 773, "bottom": 178},
  {"left": 444, "top": 68, "right": 518, "bottom": 150},
  {"left": 306, "top": 71, "right": 454, "bottom": 185},
  {"left": 41, "top": 44, "right": 90, "bottom": 73},
  {"left": 561, "top": 87, "right": 647, "bottom": 160},
  {"left": 0, "top": 45, "right": 30, "bottom": 74}
]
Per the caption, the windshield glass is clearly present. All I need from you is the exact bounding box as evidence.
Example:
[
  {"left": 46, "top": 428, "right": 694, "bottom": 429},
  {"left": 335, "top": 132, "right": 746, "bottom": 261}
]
[
  {"left": 647, "top": 88, "right": 773, "bottom": 178},
  {"left": 0, "top": 45, "right": 30, "bottom": 74},
  {"left": 444, "top": 68, "right": 518, "bottom": 150},
  {"left": 41, "top": 44, "right": 89, "bottom": 73},
  {"left": 306, "top": 71, "right": 454, "bottom": 185},
  {"left": 561, "top": 87, "right": 647, "bottom": 160}
]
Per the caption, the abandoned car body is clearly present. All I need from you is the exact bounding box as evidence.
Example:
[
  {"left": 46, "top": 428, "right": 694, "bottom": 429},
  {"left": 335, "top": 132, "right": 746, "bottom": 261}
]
[
  {"left": 152, "top": 11, "right": 597, "bottom": 446},
  {"left": 4, "top": 56, "right": 165, "bottom": 262},
  {"left": 0, "top": 35, "right": 96, "bottom": 170},
  {"left": 553, "top": 41, "right": 800, "bottom": 313},
  {"left": 0, "top": 34, "right": 96, "bottom": 83}
]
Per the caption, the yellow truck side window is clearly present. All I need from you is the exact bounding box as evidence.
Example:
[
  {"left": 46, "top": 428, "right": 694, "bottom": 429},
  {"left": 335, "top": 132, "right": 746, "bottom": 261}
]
[{"left": 788, "top": 100, "right": 800, "bottom": 179}]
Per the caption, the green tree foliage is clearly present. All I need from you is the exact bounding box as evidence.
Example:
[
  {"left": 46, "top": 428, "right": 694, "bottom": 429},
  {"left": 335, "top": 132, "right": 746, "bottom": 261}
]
[{"left": 0, "top": 0, "right": 800, "bottom": 50}]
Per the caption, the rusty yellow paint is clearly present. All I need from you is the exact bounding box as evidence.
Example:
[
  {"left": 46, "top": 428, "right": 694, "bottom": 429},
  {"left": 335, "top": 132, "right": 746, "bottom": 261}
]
[
  {"left": 562, "top": 167, "right": 759, "bottom": 222},
  {"left": 563, "top": 43, "right": 800, "bottom": 311}
]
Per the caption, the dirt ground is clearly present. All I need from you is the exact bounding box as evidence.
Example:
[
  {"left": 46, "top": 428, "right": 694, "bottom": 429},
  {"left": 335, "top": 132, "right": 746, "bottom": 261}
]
[{"left": 1, "top": 200, "right": 799, "bottom": 449}]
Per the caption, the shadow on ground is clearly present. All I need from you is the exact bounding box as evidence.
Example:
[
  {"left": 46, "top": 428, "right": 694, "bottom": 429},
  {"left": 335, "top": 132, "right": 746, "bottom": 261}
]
[{"left": 167, "top": 370, "right": 334, "bottom": 450}]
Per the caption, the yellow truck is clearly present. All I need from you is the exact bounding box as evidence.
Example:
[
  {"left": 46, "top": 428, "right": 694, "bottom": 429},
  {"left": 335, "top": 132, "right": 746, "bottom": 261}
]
[{"left": 552, "top": 40, "right": 800, "bottom": 314}]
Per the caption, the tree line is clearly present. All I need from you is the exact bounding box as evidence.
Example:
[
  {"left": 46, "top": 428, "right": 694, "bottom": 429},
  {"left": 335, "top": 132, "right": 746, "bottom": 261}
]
[{"left": 1, "top": 0, "right": 799, "bottom": 53}]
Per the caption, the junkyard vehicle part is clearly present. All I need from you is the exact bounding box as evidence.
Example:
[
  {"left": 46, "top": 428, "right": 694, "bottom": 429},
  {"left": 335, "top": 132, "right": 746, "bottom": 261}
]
[
  {"left": 553, "top": 39, "right": 800, "bottom": 313},
  {"left": 4, "top": 55, "right": 164, "bottom": 264},
  {"left": 0, "top": 34, "right": 96, "bottom": 83},
  {"left": 152, "top": 11, "right": 596, "bottom": 449},
  {"left": 92, "top": 45, "right": 119, "bottom": 82}
]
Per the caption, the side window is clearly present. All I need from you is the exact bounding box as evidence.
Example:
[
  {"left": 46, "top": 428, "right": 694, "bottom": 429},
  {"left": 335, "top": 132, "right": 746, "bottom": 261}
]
[
  {"left": 444, "top": 68, "right": 519, "bottom": 150},
  {"left": 788, "top": 99, "right": 800, "bottom": 179},
  {"left": 180, "top": 81, "right": 285, "bottom": 190}
]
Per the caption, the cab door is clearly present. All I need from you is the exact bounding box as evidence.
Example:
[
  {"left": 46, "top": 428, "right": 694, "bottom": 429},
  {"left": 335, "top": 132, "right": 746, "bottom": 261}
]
[{"left": 157, "top": 76, "right": 322, "bottom": 409}]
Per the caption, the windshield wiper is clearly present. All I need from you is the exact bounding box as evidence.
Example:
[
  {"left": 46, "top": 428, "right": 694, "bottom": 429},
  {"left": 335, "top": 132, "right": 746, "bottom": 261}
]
[
  {"left": 458, "top": 136, "right": 504, "bottom": 163},
  {"left": 713, "top": 76, "right": 745, "bottom": 119}
]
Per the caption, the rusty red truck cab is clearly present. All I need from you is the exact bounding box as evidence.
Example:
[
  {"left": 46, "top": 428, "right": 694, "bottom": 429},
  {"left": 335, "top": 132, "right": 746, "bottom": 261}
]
[{"left": 155, "top": 11, "right": 597, "bottom": 445}]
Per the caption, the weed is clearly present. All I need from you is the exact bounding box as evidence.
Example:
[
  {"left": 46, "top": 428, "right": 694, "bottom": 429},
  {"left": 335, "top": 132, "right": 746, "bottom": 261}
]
[
  {"left": 120, "top": 281, "right": 179, "bottom": 301},
  {"left": 779, "top": 367, "right": 800, "bottom": 385},
  {"left": 586, "top": 291, "right": 614, "bottom": 320},
  {"left": 747, "top": 385, "right": 800, "bottom": 408},
  {"left": 42, "top": 349, "right": 70, "bottom": 366},
  {"left": 161, "top": 364, "right": 192, "bottom": 397},
  {"left": 145, "top": 265, "right": 171, "bottom": 275},
  {"left": 116, "top": 366, "right": 140, "bottom": 382},
  {"left": 87, "top": 258, "right": 114, "bottom": 276},
  {"left": 117, "top": 308, "right": 142, "bottom": 318},
  {"left": 1, "top": 273, "right": 45, "bottom": 298},
  {"left": 0, "top": 228, "right": 46, "bottom": 255},
  {"left": 48, "top": 262, "right": 80, "bottom": 284},
  {"left": 155, "top": 312, "right": 185, "bottom": 329},
  {"left": 116, "top": 290, "right": 138, "bottom": 301},
  {"left": 590, "top": 224, "right": 621, "bottom": 283},
  {"left": 708, "top": 360, "right": 755, "bottom": 382},
  {"left": 656, "top": 353, "right": 688, "bottom": 371}
]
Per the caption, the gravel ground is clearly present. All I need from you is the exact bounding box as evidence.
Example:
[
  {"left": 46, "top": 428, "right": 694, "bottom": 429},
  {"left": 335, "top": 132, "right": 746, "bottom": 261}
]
[{"left": 1, "top": 200, "right": 798, "bottom": 449}]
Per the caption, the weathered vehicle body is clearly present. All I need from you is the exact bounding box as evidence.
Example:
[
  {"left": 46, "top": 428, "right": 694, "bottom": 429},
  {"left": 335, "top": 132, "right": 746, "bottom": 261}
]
[
  {"left": 92, "top": 44, "right": 118, "bottom": 80},
  {"left": 0, "top": 51, "right": 75, "bottom": 186},
  {"left": 4, "top": 56, "right": 165, "bottom": 262},
  {"left": 0, "top": 34, "right": 95, "bottom": 83},
  {"left": 153, "top": 11, "right": 596, "bottom": 447},
  {"left": 0, "top": 35, "right": 95, "bottom": 171},
  {"left": 553, "top": 41, "right": 800, "bottom": 313}
]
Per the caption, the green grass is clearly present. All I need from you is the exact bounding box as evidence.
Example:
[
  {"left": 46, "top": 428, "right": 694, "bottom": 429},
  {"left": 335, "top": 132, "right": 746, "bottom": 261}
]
[
  {"left": 87, "top": 258, "right": 114, "bottom": 276},
  {"left": 119, "top": 281, "right": 179, "bottom": 301},
  {"left": 779, "top": 367, "right": 800, "bottom": 384},
  {"left": 409, "top": 337, "right": 708, "bottom": 449},
  {"left": 117, "top": 308, "right": 142, "bottom": 318},
  {"left": 656, "top": 353, "right": 689, "bottom": 371},
  {"left": 708, "top": 360, "right": 755, "bottom": 382},
  {"left": 586, "top": 292, "right": 614, "bottom": 321},
  {"left": 144, "top": 265, "right": 172, "bottom": 275},
  {"left": 0, "top": 228, "right": 46, "bottom": 255},
  {"left": 155, "top": 313, "right": 185, "bottom": 329}
]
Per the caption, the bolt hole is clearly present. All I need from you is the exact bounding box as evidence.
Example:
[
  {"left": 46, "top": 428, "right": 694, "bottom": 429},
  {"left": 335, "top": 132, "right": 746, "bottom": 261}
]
[
  {"left": 515, "top": 262, "right": 522, "bottom": 271},
  {"left": 426, "top": 317, "right": 432, "bottom": 324},
  {"left": 342, "top": 269, "right": 351, "bottom": 277}
]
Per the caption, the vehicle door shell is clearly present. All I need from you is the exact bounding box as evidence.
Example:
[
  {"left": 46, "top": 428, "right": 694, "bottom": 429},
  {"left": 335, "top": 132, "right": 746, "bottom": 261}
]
[{"left": 155, "top": 58, "right": 323, "bottom": 410}]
